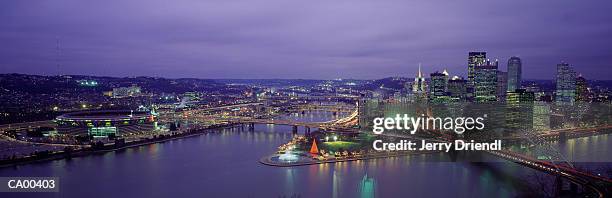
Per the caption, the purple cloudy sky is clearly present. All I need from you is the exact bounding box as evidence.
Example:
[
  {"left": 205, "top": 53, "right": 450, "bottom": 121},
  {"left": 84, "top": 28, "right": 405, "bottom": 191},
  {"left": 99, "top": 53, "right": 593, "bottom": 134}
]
[{"left": 1, "top": 0, "right": 611, "bottom": 79}]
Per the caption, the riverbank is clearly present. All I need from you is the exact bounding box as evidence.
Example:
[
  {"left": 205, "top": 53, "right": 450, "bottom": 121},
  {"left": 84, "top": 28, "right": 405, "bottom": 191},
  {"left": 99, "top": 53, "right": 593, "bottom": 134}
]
[{"left": 0, "top": 123, "right": 239, "bottom": 168}]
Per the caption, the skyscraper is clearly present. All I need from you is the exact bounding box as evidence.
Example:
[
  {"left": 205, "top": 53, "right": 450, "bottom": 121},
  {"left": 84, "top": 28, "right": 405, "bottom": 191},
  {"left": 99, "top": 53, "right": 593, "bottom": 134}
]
[
  {"left": 468, "top": 52, "right": 487, "bottom": 88},
  {"left": 497, "top": 71, "right": 507, "bottom": 101},
  {"left": 533, "top": 101, "right": 551, "bottom": 131},
  {"left": 448, "top": 76, "right": 467, "bottom": 102},
  {"left": 507, "top": 56, "right": 522, "bottom": 92},
  {"left": 506, "top": 89, "right": 535, "bottom": 132},
  {"left": 429, "top": 71, "right": 449, "bottom": 103},
  {"left": 412, "top": 64, "right": 427, "bottom": 95},
  {"left": 555, "top": 62, "right": 576, "bottom": 104},
  {"left": 474, "top": 59, "right": 498, "bottom": 102},
  {"left": 575, "top": 75, "right": 589, "bottom": 102}
]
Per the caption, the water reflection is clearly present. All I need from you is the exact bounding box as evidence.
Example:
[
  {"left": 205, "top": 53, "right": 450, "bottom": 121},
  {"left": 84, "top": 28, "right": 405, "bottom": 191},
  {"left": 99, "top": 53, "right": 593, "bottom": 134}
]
[{"left": 0, "top": 111, "right": 610, "bottom": 198}]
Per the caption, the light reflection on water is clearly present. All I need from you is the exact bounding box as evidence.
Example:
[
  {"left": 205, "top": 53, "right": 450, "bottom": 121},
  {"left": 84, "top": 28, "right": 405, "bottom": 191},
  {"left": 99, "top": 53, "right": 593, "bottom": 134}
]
[{"left": 0, "top": 112, "right": 610, "bottom": 198}]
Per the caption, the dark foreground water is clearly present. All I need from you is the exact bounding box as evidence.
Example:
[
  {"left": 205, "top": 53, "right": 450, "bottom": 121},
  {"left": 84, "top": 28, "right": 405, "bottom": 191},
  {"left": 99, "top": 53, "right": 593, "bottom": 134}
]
[{"left": 1, "top": 111, "right": 611, "bottom": 198}]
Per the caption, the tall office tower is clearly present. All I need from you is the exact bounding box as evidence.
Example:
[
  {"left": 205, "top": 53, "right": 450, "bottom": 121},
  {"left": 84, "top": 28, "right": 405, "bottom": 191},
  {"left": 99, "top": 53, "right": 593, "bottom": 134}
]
[
  {"left": 468, "top": 52, "right": 487, "bottom": 88},
  {"left": 507, "top": 56, "right": 522, "bottom": 92},
  {"left": 429, "top": 71, "right": 449, "bottom": 103},
  {"left": 412, "top": 64, "right": 427, "bottom": 94},
  {"left": 474, "top": 59, "right": 498, "bottom": 102},
  {"left": 506, "top": 89, "right": 535, "bottom": 132},
  {"left": 575, "top": 75, "right": 589, "bottom": 102},
  {"left": 448, "top": 76, "right": 467, "bottom": 102},
  {"left": 442, "top": 69, "right": 450, "bottom": 86},
  {"left": 555, "top": 62, "right": 576, "bottom": 104},
  {"left": 533, "top": 101, "right": 551, "bottom": 131},
  {"left": 497, "top": 71, "right": 508, "bottom": 101}
]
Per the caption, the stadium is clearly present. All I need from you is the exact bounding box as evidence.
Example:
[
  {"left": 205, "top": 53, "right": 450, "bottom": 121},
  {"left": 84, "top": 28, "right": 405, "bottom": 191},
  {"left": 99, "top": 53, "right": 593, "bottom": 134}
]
[{"left": 55, "top": 110, "right": 157, "bottom": 137}]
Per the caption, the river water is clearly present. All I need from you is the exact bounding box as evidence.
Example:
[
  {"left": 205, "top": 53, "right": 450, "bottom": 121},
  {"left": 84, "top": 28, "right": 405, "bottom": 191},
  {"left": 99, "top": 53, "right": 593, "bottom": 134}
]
[{"left": 1, "top": 111, "right": 610, "bottom": 198}]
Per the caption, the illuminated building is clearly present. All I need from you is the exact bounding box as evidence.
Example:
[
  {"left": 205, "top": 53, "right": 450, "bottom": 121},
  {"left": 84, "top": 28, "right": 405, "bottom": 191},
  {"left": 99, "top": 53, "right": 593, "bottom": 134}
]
[
  {"left": 555, "top": 62, "right": 576, "bottom": 104},
  {"left": 497, "top": 71, "right": 507, "bottom": 101},
  {"left": 447, "top": 76, "right": 467, "bottom": 102},
  {"left": 575, "top": 75, "right": 589, "bottom": 102},
  {"left": 103, "top": 91, "right": 113, "bottom": 97},
  {"left": 468, "top": 52, "right": 487, "bottom": 88},
  {"left": 112, "top": 85, "right": 141, "bottom": 98},
  {"left": 506, "top": 89, "right": 534, "bottom": 132},
  {"left": 474, "top": 59, "right": 498, "bottom": 102},
  {"left": 429, "top": 71, "right": 449, "bottom": 103},
  {"left": 56, "top": 110, "right": 156, "bottom": 137},
  {"left": 532, "top": 101, "right": 551, "bottom": 131},
  {"left": 507, "top": 56, "right": 522, "bottom": 92},
  {"left": 412, "top": 64, "right": 427, "bottom": 98}
]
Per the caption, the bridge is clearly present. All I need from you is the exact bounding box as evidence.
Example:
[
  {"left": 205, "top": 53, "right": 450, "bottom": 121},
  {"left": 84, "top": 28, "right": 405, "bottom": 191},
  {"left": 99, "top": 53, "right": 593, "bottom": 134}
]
[
  {"left": 489, "top": 149, "right": 612, "bottom": 197},
  {"left": 290, "top": 103, "right": 356, "bottom": 113},
  {"left": 382, "top": 124, "right": 612, "bottom": 197},
  {"left": 220, "top": 104, "right": 360, "bottom": 133},
  {"left": 377, "top": 129, "right": 612, "bottom": 197},
  {"left": 210, "top": 102, "right": 611, "bottom": 196},
  {"left": 500, "top": 125, "right": 612, "bottom": 143},
  {"left": 262, "top": 95, "right": 360, "bottom": 103}
]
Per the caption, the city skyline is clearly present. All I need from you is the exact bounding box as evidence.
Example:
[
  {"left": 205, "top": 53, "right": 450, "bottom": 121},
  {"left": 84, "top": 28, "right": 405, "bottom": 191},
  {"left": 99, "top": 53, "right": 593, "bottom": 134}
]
[
  {"left": 1, "top": 0, "right": 612, "bottom": 79},
  {"left": 2, "top": 1, "right": 612, "bottom": 197},
  {"left": 0, "top": 58, "right": 600, "bottom": 82}
]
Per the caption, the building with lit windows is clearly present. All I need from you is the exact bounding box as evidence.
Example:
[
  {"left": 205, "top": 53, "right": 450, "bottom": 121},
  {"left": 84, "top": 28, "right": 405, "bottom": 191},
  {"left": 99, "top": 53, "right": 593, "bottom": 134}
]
[
  {"left": 555, "top": 62, "right": 576, "bottom": 104},
  {"left": 533, "top": 101, "right": 551, "bottom": 131},
  {"left": 506, "top": 89, "right": 535, "bottom": 132},
  {"left": 474, "top": 60, "right": 498, "bottom": 102},
  {"left": 448, "top": 76, "right": 467, "bottom": 102},
  {"left": 56, "top": 110, "right": 156, "bottom": 137},
  {"left": 575, "top": 75, "right": 589, "bottom": 102},
  {"left": 468, "top": 52, "right": 487, "bottom": 88},
  {"left": 507, "top": 56, "right": 522, "bottom": 92},
  {"left": 412, "top": 64, "right": 427, "bottom": 98},
  {"left": 497, "top": 71, "right": 507, "bottom": 101},
  {"left": 112, "top": 85, "right": 141, "bottom": 98},
  {"left": 429, "top": 71, "right": 449, "bottom": 103}
]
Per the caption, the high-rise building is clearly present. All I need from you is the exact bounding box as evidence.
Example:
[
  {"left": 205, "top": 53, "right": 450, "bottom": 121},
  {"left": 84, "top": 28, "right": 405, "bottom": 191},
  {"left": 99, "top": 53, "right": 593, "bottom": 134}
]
[
  {"left": 448, "top": 76, "right": 467, "bottom": 102},
  {"left": 412, "top": 64, "right": 427, "bottom": 95},
  {"left": 507, "top": 56, "right": 522, "bottom": 92},
  {"left": 442, "top": 69, "right": 449, "bottom": 84},
  {"left": 533, "top": 101, "right": 551, "bottom": 131},
  {"left": 575, "top": 75, "right": 589, "bottom": 102},
  {"left": 497, "top": 71, "right": 507, "bottom": 101},
  {"left": 507, "top": 89, "right": 535, "bottom": 104},
  {"left": 506, "top": 89, "right": 535, "bottom": 132},
  {"left": 474, "top": 59, "right": 498, "bottom": 102},
  {"left": 468, "top": 52, "right": 487, "bottom": 88},
  {"left": 555, "top": 62, "right": 576, "bottom": 104},
  {"left": 430, "top": 71, "right": 449, "bottom": 103}
]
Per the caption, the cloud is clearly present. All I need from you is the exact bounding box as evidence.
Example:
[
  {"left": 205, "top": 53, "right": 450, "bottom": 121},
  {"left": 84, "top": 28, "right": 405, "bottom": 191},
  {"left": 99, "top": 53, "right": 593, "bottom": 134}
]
[{"left": 0, "top": 0, "right": 611, "bottom": 79}]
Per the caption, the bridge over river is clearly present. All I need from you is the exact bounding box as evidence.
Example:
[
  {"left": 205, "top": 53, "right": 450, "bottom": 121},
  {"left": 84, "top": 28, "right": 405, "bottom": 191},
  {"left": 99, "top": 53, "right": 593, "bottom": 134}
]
[{"left": 378, "top": 127, "right": 612, "bottom": 197}]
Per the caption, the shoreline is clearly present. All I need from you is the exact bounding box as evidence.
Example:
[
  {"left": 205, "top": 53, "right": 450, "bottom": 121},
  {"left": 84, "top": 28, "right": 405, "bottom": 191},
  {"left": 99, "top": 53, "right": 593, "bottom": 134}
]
[
  {"left": 2, "top": 124, "right": 611, "bottom": 168},
  {"left": 0, "top": 124, "right": 238, "bottom": 168}
]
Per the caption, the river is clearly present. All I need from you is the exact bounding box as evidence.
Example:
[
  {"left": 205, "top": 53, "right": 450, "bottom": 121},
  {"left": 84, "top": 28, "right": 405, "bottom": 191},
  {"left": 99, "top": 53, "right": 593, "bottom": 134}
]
[{"left": 1, "top": 111, "right": 610, "bottom": 198}]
